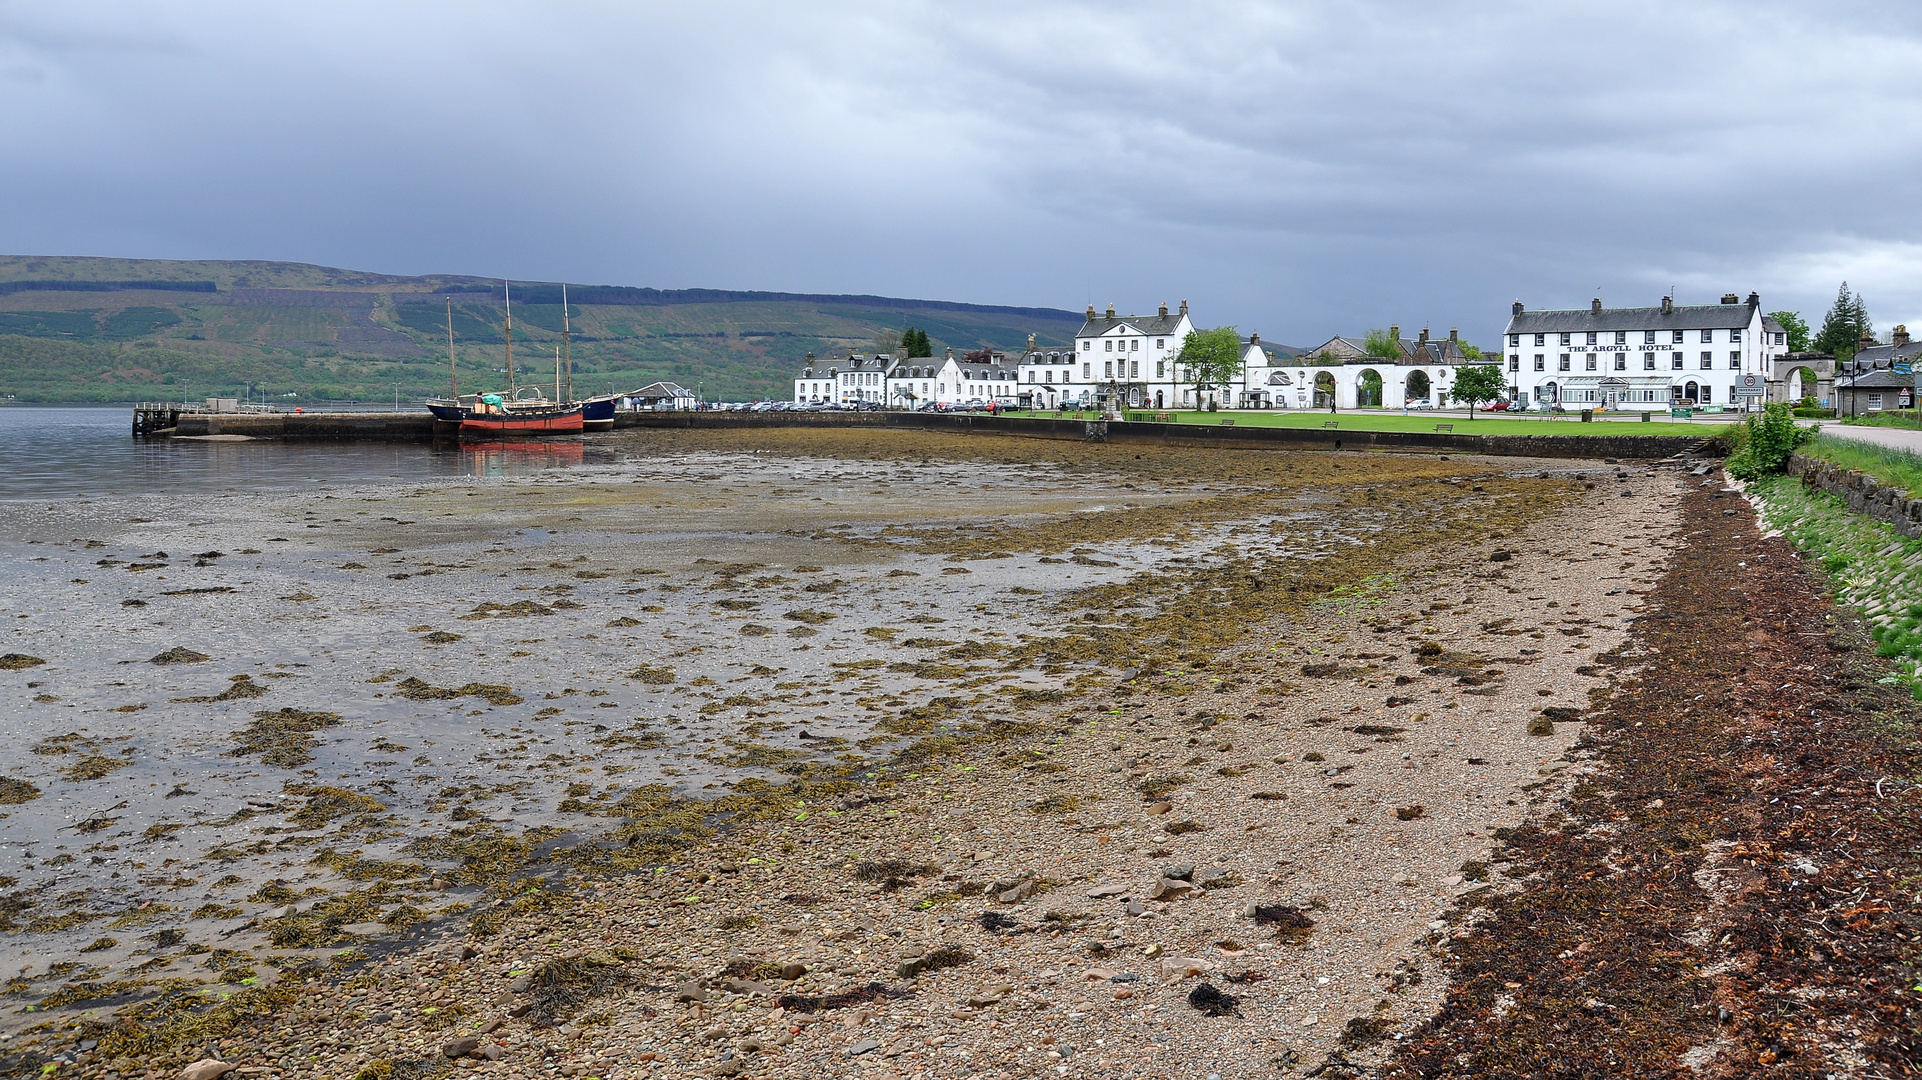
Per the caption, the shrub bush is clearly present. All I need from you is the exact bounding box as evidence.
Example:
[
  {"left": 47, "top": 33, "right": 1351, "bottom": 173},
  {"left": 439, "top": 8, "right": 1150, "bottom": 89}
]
[{"left": 1727, "top": 401, "right": 1816, "bottom": 480}]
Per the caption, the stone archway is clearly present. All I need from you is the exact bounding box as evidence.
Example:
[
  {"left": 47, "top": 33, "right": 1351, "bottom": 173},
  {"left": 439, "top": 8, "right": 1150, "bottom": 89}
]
[
  {"left": 1404, "top": 369, "right": 1432, "bottom": 403},
  {"left": 1313, "top": 371, "right": 1336, "bottom": 408},
  {"left": 1356, "top": 369, "right": 1383, "bottom": 408}
]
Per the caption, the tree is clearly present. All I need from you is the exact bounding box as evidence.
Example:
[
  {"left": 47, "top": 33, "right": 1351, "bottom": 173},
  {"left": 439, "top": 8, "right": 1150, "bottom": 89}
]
[
  {"left": 1813, "top": 282, "right": 1873, "bottom": 362},
  {"left": 1459, "top": 343, "right": 1483, "bottom": 360},
  {"left": 1768, "top": 310, "right": 1810, "bottom": 353},
  {"left": 1361, "top": 328, "right": 1403, "bottom": 359},
  {"left": 1451, "top": 364, "right": 1507, "bottom": 417},
  {"left": 899, "top": 327, "right": 932, "bottom": 358},
  {"left": 1175, "top": 326, "right": 1244, "bottom": 410}
]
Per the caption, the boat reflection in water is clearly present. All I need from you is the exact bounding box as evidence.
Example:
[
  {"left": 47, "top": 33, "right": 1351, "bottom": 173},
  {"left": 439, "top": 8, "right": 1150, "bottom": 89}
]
[{"left": 442, "top": 439, "right": 592, "bottom": 478}]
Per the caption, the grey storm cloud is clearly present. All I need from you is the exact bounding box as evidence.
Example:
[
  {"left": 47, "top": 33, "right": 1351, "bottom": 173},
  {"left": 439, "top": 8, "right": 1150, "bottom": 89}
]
[{"left": 2, "top": 0, "right": 1920, "bottom": 347}]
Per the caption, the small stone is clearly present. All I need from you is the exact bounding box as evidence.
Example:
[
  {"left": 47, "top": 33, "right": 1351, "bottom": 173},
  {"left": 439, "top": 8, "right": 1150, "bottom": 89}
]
[
  {"left": 998, "top": 879, "right": 1036, "bottom": 903},
  {"left": 673, "top": 981, "right": 708, "bottom": 1002},
  {"left": 442, "top": 1037, "right": 481, "bottom": 1059},
  {"left": 1161, "top": 864, "right": 1195, "bottom": 882},
  {"left": 848, "top": 1038, "right": 882, "bottom": 1057},
  {"left": 1145, "top": 802, "right": 1174, "bottom": 815},
  {"left": 475, "top": 1043, "right": 506, "bottom": 1061},
  {"left": 780, "top": 962, "right": 808, "bottom": 980},
  {"left": 1143, "top": 943, "right": 1164, "bottom": 959},
  {"left": 1124, "top": 900, "right": 1145, "bottom": 916},
  {"left": 1149, "top": 878, "right": 1194, "bottom": 901},
  {"left": 178, "top": 1063, "right": 234, "bottom": 1080},
  {"left": 506, "top": 975, "right": 533, "bottom": 994},
  {"left": 1086, "top": 884, "right": 1128, "bottom": 898}
]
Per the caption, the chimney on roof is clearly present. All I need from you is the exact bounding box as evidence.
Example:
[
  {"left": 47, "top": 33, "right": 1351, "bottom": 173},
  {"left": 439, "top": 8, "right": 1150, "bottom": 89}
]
[
  {"left": 1179, "top": 299, "right": 1188, "bottom": 316},
  {"left": 1662, "top": 296, "right": 1673, "bottom": 315},
  {"left": 1747, "top": 291, "right": 1760, "bottom": 308},
  {"left": 1448, "top": 327, "right": 1458, "bottom": 342},
  {"left": 1591, "top": 298, "right": 1602, "bottom": 314},
  {"left": 1086, "top": 304, "right": 1095, "bottom": 319},
  {"left": 1419, "top": 327, "right": 1429, "bottom": 344},
  {"left": 1863, "top": 330, "right": 1878, "bottom": 350},
  {"left": 1721, "top": 293, "right": 1740, "bottom": 305},
  {"left": 1389, "top": 324, "right": 1400, "bottom": 343},
  {"left": 1026, "top": 333, "right": 1035, "bottom": 349},
  {"left": 1105, "top": 303, "right": 1116, "bottom": 319},
  {"left": 1250, "top": 331, "right": 1260, "bottom": 345},
  {"left": 1896, "top": 325, "right": 1911, "bottom": 348},
  {"left": 1159, "top": 301, "right": 1168, "bottom": 317},
  {"left": 1512, "top": 301, "right": 1523, "bottom": 317}
]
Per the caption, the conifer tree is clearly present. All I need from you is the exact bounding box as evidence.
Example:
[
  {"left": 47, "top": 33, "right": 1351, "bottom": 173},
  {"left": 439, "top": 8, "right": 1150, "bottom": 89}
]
[{"left": 1813, "top": 282, "right": 1873, "bottom": 361}]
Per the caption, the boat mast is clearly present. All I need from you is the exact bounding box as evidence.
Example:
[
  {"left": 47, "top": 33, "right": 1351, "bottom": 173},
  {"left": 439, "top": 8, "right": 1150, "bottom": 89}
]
[
  {"left": 561, "top": 282, "right": 572, "bottom": 403},
  {"left": 555, "top": 344, "right": 562, "bottom": 404},
  {"left": 445, "top": 298, "right": 459, "bottom": 400},
  {"left": 503, "top": 280, "right": 516, "bottom": 395}
]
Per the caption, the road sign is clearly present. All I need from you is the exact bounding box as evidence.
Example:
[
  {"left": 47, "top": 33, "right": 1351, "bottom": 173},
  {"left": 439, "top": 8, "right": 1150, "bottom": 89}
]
[
  {"left": 1741, "top": 374, "right": 1760, "bottom": 388},
  {"left": 1733, "top": 387, "right": 1765, "bottom": 397}
]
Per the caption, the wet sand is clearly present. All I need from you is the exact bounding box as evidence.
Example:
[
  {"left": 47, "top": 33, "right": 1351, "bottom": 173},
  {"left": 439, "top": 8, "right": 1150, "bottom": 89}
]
[{"left": 0, "top": 428, "right": 1659, "bottom": 1076}]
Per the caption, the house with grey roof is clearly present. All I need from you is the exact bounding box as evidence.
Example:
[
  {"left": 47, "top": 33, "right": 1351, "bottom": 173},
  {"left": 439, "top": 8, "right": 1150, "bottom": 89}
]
[
  {"left": 1503, "top": 293, "right": 1789, "bottom": 412},
  {"left": 1027, "top": 301, "right": 1196, "bottom": 410},
  {"left": 1833, "top": 325, "right": 1918, "bottom": 418},
  {"left": 792, "top": 351, "right": 899, "bottom": 406}
]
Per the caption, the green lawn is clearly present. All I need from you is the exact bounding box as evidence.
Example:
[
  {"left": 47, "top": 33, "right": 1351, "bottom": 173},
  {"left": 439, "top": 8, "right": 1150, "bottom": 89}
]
[
  {"left": 1802, "top": 432, "right": 1922, "bottom": 495},
  {"left": 1002, "top": 409, "right": 1720, "bottom": 438}
]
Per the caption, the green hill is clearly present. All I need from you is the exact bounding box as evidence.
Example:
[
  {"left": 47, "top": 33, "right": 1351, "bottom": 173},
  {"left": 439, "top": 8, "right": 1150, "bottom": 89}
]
[{"left": 0, "top": 256, "right": 1083, "bottom": 403}]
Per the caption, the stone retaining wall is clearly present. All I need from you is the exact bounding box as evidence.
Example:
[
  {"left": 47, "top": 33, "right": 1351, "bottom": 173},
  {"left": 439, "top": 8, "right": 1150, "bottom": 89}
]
[{"left": 1788, "top": 452, "right": 1922, "bottom": 538}]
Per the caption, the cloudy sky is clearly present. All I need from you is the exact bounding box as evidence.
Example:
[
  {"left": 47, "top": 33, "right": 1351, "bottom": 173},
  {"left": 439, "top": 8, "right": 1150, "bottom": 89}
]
[{"left": 3, "top": 1, "right": 1919, "bottom": 346}]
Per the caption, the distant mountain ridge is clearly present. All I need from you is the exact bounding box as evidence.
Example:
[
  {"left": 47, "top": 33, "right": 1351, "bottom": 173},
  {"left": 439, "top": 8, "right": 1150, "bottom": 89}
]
[{"left": 0, "top": 256, "right": 1082, "bottom": 403}]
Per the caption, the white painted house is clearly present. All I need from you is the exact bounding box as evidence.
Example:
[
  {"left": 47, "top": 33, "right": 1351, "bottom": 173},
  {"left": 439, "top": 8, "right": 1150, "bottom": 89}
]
[
  {"left": 1503, "top": 293, "right": 1789, "bottom": 411},
  {"left": 1019, "top": 301, "right": 1196, "bottom": 410},
  {"left": 793, "top": 352, "right": 898, "bottom": 406},
  {"left": 886, "top": 348, "right": 1022, "bottom": 409}
]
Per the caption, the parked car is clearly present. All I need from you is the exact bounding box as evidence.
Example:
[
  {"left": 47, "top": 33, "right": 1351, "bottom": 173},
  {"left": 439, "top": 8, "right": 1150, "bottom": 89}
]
[
  {"left": 1487, "top": 399, "right": 1512, "bottom": 411},
  {"left": 1405, "top": 398, "right": 1434, "bottom": 410}
]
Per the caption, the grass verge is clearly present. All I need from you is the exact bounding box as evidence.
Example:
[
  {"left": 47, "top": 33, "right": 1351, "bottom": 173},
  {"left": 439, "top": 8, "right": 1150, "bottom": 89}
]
[{"left": 1800, "top": 431, "right": 1922, "bottom": 496}]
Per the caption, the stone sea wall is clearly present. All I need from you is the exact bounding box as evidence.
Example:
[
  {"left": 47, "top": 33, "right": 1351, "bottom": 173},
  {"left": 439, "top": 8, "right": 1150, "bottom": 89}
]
[{"left": 1788, "top": 451, "right": 1922, "bottom": 538}]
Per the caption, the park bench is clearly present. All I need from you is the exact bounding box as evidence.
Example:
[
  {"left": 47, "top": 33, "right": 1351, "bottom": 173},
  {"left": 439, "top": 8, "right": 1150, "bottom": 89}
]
[
  {"left": 1219, "top": 418, "right": 1235, "bottom": 427},
  {"left": 1434, "top": 423, "right": 1454, "bottom": 432},
  {"left": 1323, "top": 421, "right": 1339, "bottom": 429}
]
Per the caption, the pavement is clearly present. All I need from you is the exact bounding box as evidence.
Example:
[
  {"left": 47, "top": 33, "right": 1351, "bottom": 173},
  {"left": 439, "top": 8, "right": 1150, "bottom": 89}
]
[{"left": 1804, "top": 419, "right": 1922, "bottom": 454}]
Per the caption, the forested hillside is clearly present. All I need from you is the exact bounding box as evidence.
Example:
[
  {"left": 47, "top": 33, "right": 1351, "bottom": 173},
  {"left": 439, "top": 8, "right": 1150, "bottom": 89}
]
[{"left": 0, "top": 257, "right": 1081, "bottom": 403}]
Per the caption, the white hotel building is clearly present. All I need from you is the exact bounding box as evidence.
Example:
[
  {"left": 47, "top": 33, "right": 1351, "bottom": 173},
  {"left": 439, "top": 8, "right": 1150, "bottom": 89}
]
[{"left": 1504, "top": 293, "right": 1791, "bottom": 411}]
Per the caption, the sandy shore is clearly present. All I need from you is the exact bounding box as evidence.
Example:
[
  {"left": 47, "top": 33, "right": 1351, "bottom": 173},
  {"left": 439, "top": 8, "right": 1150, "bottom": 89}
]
[{"left": 0, "top": 429, "right": 1673, "bottom": 1077}]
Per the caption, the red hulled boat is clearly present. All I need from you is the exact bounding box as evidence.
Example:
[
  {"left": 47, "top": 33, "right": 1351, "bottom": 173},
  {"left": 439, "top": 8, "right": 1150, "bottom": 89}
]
[{"left": 459, "top": 398, "right": 584, "bottom": 438}]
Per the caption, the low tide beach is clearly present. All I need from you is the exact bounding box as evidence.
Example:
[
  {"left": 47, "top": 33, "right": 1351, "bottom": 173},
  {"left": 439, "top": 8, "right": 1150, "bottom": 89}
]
[{"left": 0, "top": 427, "right": 1704, "bottom": 1076}]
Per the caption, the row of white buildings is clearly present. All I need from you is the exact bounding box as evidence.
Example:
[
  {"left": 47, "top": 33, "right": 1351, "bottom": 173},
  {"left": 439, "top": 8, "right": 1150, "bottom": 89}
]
[{"left": 792, "top": 293, "right": 1815, "bottom": 412}]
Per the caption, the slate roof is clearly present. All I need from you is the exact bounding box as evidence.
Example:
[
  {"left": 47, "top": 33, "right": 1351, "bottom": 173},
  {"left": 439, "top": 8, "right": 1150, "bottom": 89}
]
[
  {"left": 1846, "top": 342, "right": 1921, "bottom": 370},
  {"left": 1078, "top": 312, "right": 1187, "bottom": 338},
  {"left": 1835, "top": 368, "right": 1914, "bottom": 390},
  {"left": 1506, "top": 301, "right": 1757, "bottom": 336}
]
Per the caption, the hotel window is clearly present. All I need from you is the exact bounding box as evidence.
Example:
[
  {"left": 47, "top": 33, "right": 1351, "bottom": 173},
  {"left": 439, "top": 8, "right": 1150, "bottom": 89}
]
[
  {"left": 1045, "top": 371, "right": 1053, "bottom": 384},
  {"left": 1616, "top": 355, "right": 1627, "bottom": 371},
  {"left": 1672, "top": 330, "right": 1685, "bottom": 344},
  {"left": 1510, "top": 334, "right": 1520, "bottom": 347},
  {"left": 1156, "top": 338, "right": 1165, "bottom": 349},
  {"left": 1130, "top": 361, "right": 1139, "bottom": 378},
  {"left": 1535, "top": 334, "right": 1546, "bottom": 346},
  {"left": 1081, "top": 340, "right": 1089, "bottom": 351},
  {"left": 1082, "top": 363, "right": 1090, "bottom": 379},
  {"left": 1157, "top": 360, "right": 1165, "bottom": 377},
  {"left": 1644, "top": 355, "right": 1656, "bottom": 371},
  {"left": 1644, "top": 330, "right": 1656, "bottom": 344},
  {"left": 1130, "top": 340, "right": 1139, "bottom": 352},
  {"left": 1533, "top": 354, "right": 1545, "bottom": 372},
  {"left": 1730, "top": 352, "right": 1742, "bottom": 368},
  {"left": 1105, "top": 340, "right": 1113, "bottom": 352},
  {"left": 1560, "top": 333, "right": 1571, "bottom": 346},
  {"left": 1558, "top": 354, "right": 1570, "bottom": 372},
  {"left": 1700, "top": 329, "right": 1714, "bottom": 343},
  {"left": 1615, "top": 331, "right": 1627, "bottom": 345},
  {"left": 1672, "top": 352, "right": 1684, "bottom": 369},
  {"left": 1027, "top": 371, "right": 1035, "bottom": 383},
  {"left": 1508, "top": 356, "right": 1519, "bottom": 372},
  {"left": 1587, "top": 332, "right": 1598, "bottom": 345},
  {"left": 1104, "top": 361, "right": 1113, "bottom": 378},
  {"left": 1700, "top": 352, "right": 1713, "bottom": 370},
  {"left": 1586, "top": 355, "right": 1597, "bottom": 371},
  {"left": 1773, "top": 332, "right": 1785, "bottom": 346},
  {"left": 1869, "top": 393, "right": 1884, "bottom": 410},
  {"left": 1730, "top": 329, "right": 1741, "bottom": 343}
]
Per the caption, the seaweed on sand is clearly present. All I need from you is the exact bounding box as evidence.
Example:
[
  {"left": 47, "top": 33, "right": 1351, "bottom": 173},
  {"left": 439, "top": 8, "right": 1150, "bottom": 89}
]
[
  {"left": 84, "top": 979, "right": 299, "bottom": 1065},
  {"left": 0, "top": 654, "right": 45, "bottom": 670},
  {"left": 393, "top": 677, "right": 523, "bottom": 706},
  {"left": 226, "top": 708, "right": 342, "bottom": 768},
  {"left": 0, "top": 777, "right": 42, "bottom": 804},
  {"left": 403, "top": 824, "right": 537, "bottom": 886},
  {"left": 62, "top": 754, "right": 131, "bottom": 781},
  {"left": 517, "top": 951, "right": 633, "bottom": 1028},
  {"left": 283, "top": 784, "right": 388, "bottom": 831},
  {"left": 172, "top": 674, "right": 268, "bottom": 703}
]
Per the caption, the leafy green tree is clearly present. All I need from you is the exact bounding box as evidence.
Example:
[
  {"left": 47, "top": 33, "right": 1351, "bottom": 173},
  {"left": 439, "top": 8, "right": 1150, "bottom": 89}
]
[
  {"left": 899, "top": 327, "right": 932, "bottom": 358},
  {"left": 1362, "top": 328, "right": 1403, "bottom": 359},
  {"left": 1813, "top": 283, "right": 1873, "bottom": 362},
  {"left": 1175, "top": 326, "right": 1244, "bottom": 410},
  {"left": 1451, "top": 364, "right": 1507, "bottom": 417},
  {"left": 1459, "top": 343, "right": 1483, "bottom": 360},
  {"left": 1768, "top": 310, "right": 1810, "bottom": 352}
]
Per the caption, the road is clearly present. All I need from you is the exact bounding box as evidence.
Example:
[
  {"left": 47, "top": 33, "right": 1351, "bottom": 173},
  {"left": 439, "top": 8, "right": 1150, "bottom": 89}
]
[{"left": 1805, "top": 420, "right": 1922, "bottom": 455}]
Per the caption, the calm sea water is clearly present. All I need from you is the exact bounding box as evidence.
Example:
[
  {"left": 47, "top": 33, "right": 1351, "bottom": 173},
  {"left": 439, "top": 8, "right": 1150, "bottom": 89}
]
[{"left": 0, "top": 407, "right": 617, "bottom": 500}]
